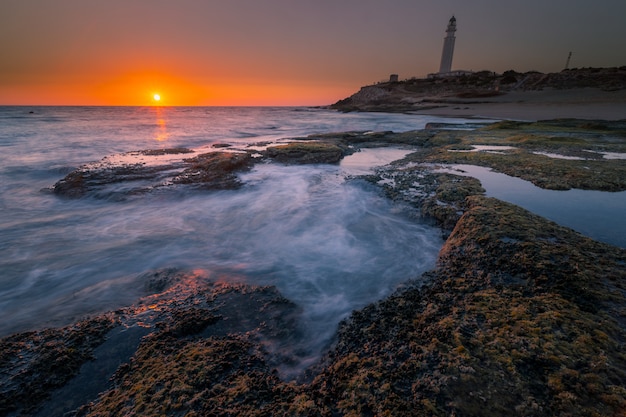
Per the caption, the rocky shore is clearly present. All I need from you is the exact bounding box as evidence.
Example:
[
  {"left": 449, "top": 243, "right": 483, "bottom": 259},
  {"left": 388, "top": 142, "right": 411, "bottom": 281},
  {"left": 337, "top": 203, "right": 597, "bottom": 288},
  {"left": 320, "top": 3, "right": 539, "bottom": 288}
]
[
  {"left": 2, "top": 118, "right": 626, "bottom": 416},
  {"left": 330, "top": 67, "right": 626, "bottom": 121},
  {"left": 50, "top": 142, "right": 348, "bottom": 200}
]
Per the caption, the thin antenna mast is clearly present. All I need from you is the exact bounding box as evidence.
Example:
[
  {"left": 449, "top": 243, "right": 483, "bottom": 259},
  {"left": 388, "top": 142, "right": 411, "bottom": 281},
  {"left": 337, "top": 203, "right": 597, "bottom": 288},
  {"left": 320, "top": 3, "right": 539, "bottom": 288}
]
[{"left": 564, "top": 52, "right": 572, "bottom": 70}]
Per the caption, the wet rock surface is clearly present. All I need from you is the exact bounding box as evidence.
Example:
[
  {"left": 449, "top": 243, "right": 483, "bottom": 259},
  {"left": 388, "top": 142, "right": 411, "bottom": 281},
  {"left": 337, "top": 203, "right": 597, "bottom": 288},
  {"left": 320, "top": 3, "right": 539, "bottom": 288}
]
[
  {"left": 264, "top": 142, "right": 344, "bottom": 164},
  {"left": 52, "top": 149, "right": 254, "bottom": 199},
  {"left": 412, "top": 119, "right": 626, "bottom": 191},
  {"left": 171, "top": 151, "right": 254, "bottom": 189},
  {"left": 1, "top": 270, "right": 305, "bottom": 417},
  {"left": 4, "top": 118, "right": 626, "bottom": 416},
  {"left": 51, "top": 143, "right": 347, "bottom": 200},
  {"left": 312, "top": 196, "right": 626, "bottom": 416},
  {"left": 0, "top": 316, "right": 116, "bottom": 416},
  {"left": 3, "top": 197, "right": 624, "bottom": 417}
]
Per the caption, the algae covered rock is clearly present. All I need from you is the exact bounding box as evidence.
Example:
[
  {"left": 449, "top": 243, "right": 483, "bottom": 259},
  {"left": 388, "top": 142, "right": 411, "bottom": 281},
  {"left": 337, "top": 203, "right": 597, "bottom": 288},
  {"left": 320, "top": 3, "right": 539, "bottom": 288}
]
[
  {"left": 0, "top": 270, "right": 307, "bottom": 417},
  {"left": 417, "top": 119, "right": 626, "bottom": 191},
  {"left": 0, "top": 316, "right": 117, "bottom": 416},
  {"left": 265, "top": 142, "right": 344, "bottom": 164},
  {"left": 172, "top": 151, "right": 253, "bottom": 189},
  {"left": 312, "top": 196, "right": 626, "bottom": 416},
  {"left": 52, "top": 149, "right": 254, "bottom": 199},
  {"left": 19, "top": 118, "right": 626, "bottom": 416}
]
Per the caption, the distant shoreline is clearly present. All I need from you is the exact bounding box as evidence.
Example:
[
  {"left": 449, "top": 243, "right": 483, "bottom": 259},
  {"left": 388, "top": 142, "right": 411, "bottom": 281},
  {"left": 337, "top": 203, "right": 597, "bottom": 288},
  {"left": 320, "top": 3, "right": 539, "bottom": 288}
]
[
  {"left": 407, "top": 88, "right": 626, "bottom": 121},
  {"left": 331, "top": 87, "right": 626, "bottom": 121},
  {"left": 331, "top": 67, "right": 626, "bottom": 121}
]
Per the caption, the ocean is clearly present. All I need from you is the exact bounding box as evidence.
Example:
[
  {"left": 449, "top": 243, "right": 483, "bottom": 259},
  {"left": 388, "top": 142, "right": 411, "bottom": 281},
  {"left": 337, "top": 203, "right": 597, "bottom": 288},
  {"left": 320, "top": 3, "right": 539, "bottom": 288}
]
[
  {"left": 3, "top": 105, "right": 626, "bottom": 377},
  {"left": 1, "top": 106, "right": 482, "bottom": 350}
]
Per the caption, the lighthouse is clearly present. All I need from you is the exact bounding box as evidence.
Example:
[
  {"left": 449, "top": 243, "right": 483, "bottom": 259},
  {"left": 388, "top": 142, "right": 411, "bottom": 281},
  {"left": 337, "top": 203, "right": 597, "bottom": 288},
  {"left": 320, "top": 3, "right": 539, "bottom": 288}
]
[{"left": 439, "top": 16, "right": 456, "bottom": 74}]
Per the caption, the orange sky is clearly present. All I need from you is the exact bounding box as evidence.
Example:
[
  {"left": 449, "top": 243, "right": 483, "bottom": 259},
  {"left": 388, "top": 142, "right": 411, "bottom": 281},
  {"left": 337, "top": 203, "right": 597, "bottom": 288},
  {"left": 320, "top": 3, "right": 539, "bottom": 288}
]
[
  {"left": 1, "top": 0, "right": 625, "bottom": 106},
  {"left": 1, "top": 68, "right": 355, "bottom": 106}
]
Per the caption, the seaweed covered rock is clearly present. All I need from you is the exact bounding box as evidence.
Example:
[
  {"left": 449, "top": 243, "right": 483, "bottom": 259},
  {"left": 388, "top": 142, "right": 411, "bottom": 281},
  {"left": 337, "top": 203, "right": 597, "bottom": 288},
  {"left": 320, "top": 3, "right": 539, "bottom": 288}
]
[
  {"left": 79, "top": 336, "right": 304, "bottom": 417},
  {"left": 0, "top": 270, "right": 307, "bottom": 417},
  {"left": 265, "top": 142, "right": 344, "bottom": 164},
  {"left": 364, "top": 163, "right": 485, "bottom": 232},
  {"left": 16, "top": 118, "right": 626, "bottom": 416},
  {"left": 311, "top": 196, "right": 626, "bottom": 416},
  {"left": 0, "top": 316, "right": 117, "bottom": 416},
  {"left": 52, "top": 149, "right": 253, "bottom": 199},
  {"left": 172, "top": 151, "right": 254, "bottom": 189},
  {"left": 411, "top": 119, "right": 626, "bottom": 191},
  {"left": 6, "top": 198, "right": 626, "bottom": 417}
]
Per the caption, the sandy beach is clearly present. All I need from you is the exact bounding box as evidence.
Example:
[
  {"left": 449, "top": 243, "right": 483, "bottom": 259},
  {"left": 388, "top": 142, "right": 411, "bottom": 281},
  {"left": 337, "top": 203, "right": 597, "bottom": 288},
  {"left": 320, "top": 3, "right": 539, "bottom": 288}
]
[{"left": 412, "top": 88, "right": 626, "bottom": 121}]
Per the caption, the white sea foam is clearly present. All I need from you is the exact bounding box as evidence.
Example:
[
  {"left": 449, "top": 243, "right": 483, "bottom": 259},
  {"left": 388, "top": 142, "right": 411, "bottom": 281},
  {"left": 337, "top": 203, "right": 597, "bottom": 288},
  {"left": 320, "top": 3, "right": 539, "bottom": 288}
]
[
  {"left": 1, "top": 106, "right": 624, "bottom": 376},
  {"left": 0, "top": 107, "right": 458, "bottom": 353}
]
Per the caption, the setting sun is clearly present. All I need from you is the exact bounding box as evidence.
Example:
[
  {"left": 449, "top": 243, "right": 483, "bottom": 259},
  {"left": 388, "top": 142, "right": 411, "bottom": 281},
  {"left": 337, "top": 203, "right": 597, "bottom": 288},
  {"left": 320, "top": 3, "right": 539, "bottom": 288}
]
[{"left": 153, "top": 94, "right": 161, "bottom": 102}]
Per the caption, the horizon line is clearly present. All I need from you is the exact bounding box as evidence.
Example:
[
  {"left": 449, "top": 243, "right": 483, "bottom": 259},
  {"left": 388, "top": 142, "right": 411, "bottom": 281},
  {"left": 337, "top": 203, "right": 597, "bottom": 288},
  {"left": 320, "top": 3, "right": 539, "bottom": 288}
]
[{"left": 0, "top": 104, "right": 331, "bottom": 108}]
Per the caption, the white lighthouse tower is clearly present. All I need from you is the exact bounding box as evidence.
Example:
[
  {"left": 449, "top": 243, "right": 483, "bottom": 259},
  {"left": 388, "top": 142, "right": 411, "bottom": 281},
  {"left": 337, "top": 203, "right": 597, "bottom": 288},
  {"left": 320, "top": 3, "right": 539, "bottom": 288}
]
[{"left": 439, "top": 16, "right": 456, "bottom": 74}]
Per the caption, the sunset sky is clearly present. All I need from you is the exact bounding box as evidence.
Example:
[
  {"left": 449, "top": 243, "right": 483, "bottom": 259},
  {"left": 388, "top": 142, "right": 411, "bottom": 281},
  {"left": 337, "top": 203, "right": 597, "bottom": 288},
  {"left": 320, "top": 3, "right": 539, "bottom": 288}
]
[{"left": 1, "top": 0, "right": 625, "bottom": 106}]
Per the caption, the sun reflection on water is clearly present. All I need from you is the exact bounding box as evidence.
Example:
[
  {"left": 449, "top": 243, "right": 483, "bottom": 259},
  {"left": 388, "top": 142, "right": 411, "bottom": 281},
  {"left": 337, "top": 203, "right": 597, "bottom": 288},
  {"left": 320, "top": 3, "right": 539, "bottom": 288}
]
[{"left": 153, "top": 107, "right": 169, "bottom": 142}]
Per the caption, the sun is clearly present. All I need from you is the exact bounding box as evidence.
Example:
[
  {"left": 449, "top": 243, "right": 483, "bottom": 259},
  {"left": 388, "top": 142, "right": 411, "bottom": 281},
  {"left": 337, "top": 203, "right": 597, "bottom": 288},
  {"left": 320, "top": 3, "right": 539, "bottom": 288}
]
[{"left": 153, "top": 93, "right": 161, "bottom": 102}]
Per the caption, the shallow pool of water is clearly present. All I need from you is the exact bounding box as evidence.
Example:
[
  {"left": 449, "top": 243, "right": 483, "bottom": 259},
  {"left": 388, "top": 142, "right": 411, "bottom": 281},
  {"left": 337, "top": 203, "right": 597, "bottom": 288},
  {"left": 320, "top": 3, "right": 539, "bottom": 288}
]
[{"left": 436, "top": 164, "right": 626, "bottom": 248}]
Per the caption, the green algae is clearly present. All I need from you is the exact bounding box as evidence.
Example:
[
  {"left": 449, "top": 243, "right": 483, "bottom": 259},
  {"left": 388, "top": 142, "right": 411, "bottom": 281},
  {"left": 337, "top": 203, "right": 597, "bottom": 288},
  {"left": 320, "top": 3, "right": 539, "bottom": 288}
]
[
  {"left": 313, "top": 197, "right": 626, "bottom": 416},
  {"left": 421, "top": 146, "right": 626, "bottom": 190},
  {"left": 361, "top": 161, "right": 485, "bottom": 233},
  {"left": 82, "top": 336, "right": 303, "bottom": 416},
  {"left": 399, "top": 119, "right": 626, "bottom": 191},
  {"left": 265, "top": 142, "right": 344, "bottom": 164},
  {"left": 0, "top": 316, "right": 118, "bottom": 416}
]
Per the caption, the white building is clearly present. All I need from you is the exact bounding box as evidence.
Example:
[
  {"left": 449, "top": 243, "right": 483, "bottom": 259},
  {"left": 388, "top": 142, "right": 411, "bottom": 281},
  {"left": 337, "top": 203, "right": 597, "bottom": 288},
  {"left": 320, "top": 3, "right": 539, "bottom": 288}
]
[
  {"left": 439, "top": 16, "right": 457, "bottom": 74},
  {"left": 427, "top": 16, "right": 472, "bottom": 78}
]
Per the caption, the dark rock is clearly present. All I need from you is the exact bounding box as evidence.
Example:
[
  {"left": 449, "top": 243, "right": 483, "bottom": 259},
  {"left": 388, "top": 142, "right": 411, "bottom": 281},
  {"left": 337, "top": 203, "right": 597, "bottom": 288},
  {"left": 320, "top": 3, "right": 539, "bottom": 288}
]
[
  {"left": 2, "top": 270, "right": 306, "bottom": 417},
  {"left": 311, "top": 196, "right": 626, "bottom": 416},
  {"left": 53, "top": 169, "right": 89, "bottom": 197},
  {"left": 265, "top": 142, "right": 344, "bottom": 164},
  {"left": 0, "top": 316, "right": 118, "bottom": 416},
  {"left": 52, "top": 150, "right": 254, "bottom": 199},
  {"left": 141, "top": 268, "right": 188, "bottom": 293},
  {"left": 172, "top": 151, "right": 254, "bottom": 189},
  {"left": 139, "top": 148, "right": 194, "bottom": 155}
]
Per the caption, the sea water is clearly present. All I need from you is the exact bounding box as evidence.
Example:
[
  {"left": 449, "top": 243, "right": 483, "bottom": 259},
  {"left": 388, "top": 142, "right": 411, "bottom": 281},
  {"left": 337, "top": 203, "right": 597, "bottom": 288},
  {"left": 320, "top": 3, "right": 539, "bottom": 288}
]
[
  {"left": 1, "top": 106, "right": 474, "bottom": 345},
  {"left": 435, "top": 164, "right": 626, "bottom": 248},
  {"left": 2, "top": 106, "right": 624, "bottom": 365}
]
